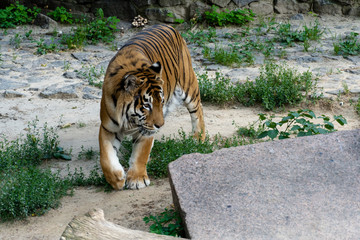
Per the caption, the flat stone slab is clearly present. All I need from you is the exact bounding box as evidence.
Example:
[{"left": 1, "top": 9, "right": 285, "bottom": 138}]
[{"left": 169, "top": 130, "right": 360, "bottom": 240}]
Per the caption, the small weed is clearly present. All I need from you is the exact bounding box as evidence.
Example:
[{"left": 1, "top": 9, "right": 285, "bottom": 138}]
[
  {"left": 234, "top": 120, "right": 265, "bottom": 140},
  {"left": 36, "top": 38, "right": 60, "bottom": 55},
  {"left": 235, "top": 62, "right": 318, "bottom": 110},
  {"left": 78, "top": 146, "right": 99, "bottom": 161},
  {"left": 356, "top": 98, "right": 360, "bottom": 116},
  {"left": 63, "top": 61, "right": 71, "bottom": 71},
  {"left": 78, "top": 64, "right": 105, "bottom": 88},
  {"left": 0, "top": 1, "right": 40, "bottom": 28},
  {"left": 167, "top": 12, "right": 185, "bottom": 24},
  {"left": 182, "top": 28, "right": 216, "bottom": 46},
  {"left": 203, "top": 5, "right": 255, "bottom": 26},
  {"left": 256, "top": 109, "right": 347, "bottom": 140},
  {"left": 144, "top": 208, "right": 184, "bottom": 237},
  {"left": 9, "top": 33, "right": 22, "bottom": 49},
  {"left": 48, "top": 6, "right": 73, "bottom": 24}
]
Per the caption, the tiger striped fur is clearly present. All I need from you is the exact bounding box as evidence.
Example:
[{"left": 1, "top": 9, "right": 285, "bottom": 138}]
[{"left": 99, "top": 24, "right": 205, "bottom": 190}]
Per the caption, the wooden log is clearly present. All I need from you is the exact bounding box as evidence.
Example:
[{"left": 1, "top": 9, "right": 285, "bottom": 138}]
[{"left": 60, "top": 208, "right": 182, "bottom": 240}]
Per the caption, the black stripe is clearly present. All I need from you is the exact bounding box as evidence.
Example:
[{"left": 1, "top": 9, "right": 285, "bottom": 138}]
[
  {"left": 112, "top": 94, "right": 117, "bottom": 107},
  {"left": 109, "top": 65, "right": 123, "bottom": 77},
  {"left": 101, "top": 124, "right": 113, "bottom": 133}
]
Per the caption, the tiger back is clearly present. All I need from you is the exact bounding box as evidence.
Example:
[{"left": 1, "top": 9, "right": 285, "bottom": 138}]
[{"left": 99, "top": 24, "right": 205, "bottom": 190}]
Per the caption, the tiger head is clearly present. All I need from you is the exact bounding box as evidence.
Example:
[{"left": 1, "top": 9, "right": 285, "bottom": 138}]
[{"left": 121, "top": 62, "right": 165, "bottom": 136}]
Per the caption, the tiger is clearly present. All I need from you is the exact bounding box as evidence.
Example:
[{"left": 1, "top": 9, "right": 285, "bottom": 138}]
[{"left": 99, "top": 24, "right": 205, "bottom": 190}]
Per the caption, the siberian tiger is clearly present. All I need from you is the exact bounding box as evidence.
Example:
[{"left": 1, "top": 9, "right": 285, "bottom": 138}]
[{"left": 99, "top": 24, "right": 205, "bottom": 190}]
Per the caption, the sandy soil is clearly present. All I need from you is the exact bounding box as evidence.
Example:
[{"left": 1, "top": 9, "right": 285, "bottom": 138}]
[{"left": 0, "top": 14, "right": 360, "bottom": 239}]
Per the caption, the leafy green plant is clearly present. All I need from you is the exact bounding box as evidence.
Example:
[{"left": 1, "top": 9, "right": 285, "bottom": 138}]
[
  {"left": 203, "top": 5, "right": 255, "bottom": 26},
  {"left": 25, "top": 29, "right": 33, "bottom": 40},
  {"left": 48, "top": 6, "right": 73, "bottom": 24},
  {"left": 144, "top": 208, "right": 184, "bottom": 237},
  {"left": 0, "top": 1, "right": 40, "bottom": 28},
  {"left": 257, "top": 109, "right": 347, "bottom": 140},
  {"left": 235, "top": 62, "right": 317, "bottom": 110},
  {"left": 198, "top": 72, "right": 236, "bottom": 104},
  {"left": 276, "top": 20, "right": 324, "bottom": 46},
  {"left": 333, "top": 32, "right": 360, "bottom": 56},
  {"left": 85, "top": 8, "right": 120, "bottom": 44}
]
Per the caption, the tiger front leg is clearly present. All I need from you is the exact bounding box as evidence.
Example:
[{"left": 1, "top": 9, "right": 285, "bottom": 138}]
[
  {"left": 99, "top": 126, "right": 126, "bottom": 190},
  {"left": 126, "top": 136, "right": 153, "bottom": 190}
]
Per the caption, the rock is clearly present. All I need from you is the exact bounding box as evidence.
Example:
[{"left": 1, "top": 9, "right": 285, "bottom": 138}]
[
  {"left": 146, "top": 6, "right": 187, "bottom": 23},
  {"left": 82, "top": 86, "right": 102, "bottom": 99},
  {"left": 3, "top": 90, "right": 26, "bottom": 98},
  {"left": 169, "top": 130, "right": 360, "bottom": 239},
  {"left": 344, "top": 55, "right": 360, "bottom": 65},
  {"left": 39, "top": 84, "right": 79, "bottom": 99},
  {"left": 290, "top": 13, "right": 305, "bottom": 20},
  {"left": 313, "top": 0, "right": 343, "bottom": 15},
  {"left": 249, "top": 0, "right": 274, "bottom": 16},
  {"left": 63, "top": 72, "right": 78, "bottom": 79},
  {"left": 233, "top": 0, "right": 258, "bottom": 7},
  {"left": 209, "top": 0, "right": 231, "bottom": 8},
  {"left": 274, "top": 0, "right": 311, "bottom": 14},
  {"left": 33, "top": 13, "right": 58, "bottom": 29},
  {"left": 61, "top": 208, "right": 179, "bottom": 240},
  {"left": 159, "top": 0, "right": 182, "bottom": 7},
  {"left": 0, "top": 79, "right": 29, "bottom": 90},
  {"left": 71, "top": 52, "right": 92, "bottom": 62}
]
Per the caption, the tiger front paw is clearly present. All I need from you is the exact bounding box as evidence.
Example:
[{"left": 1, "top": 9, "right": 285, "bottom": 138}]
[
  {"left": 103, "top": 169, "right": 126, "bottom": 190},
  {"left": 125, "top": 168, "right": 150, "bottom": 190}
]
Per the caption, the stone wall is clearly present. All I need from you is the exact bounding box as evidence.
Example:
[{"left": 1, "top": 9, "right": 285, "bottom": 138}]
[{"left": 2, "top": 0, "right": 360, "bottom": 22}]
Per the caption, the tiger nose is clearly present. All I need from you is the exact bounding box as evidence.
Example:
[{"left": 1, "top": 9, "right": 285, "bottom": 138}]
[{"left": 154, "top": 122, "right": 164, "bottom": 129}]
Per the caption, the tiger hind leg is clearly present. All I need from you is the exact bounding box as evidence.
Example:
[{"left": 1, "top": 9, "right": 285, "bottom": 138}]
[{"left": 126, "top": 136, "right": 153, "bottom": 190}]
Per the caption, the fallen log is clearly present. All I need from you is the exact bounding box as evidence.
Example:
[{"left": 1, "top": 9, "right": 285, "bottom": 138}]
[{"left": 60, "top": 208, "right": 181, "bottom": 240}]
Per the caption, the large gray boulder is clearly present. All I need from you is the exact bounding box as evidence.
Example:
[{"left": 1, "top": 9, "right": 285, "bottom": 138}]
[{"left": 169, "top": 130, "right": 360, "bottom": 239}]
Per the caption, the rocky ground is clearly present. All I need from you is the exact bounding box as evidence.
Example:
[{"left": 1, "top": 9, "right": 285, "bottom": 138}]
[{"left": 0, "top": 14, "right": 359, "bottom": 239}]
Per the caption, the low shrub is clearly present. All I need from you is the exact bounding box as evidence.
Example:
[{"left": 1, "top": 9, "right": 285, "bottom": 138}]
[
  {"left": 203, "top": 5, "right": 255, "bottom": 26},
  {"left": 235, "top": 62, "right": 317, "bottom": 110},
  {"left": 198, "top": 72, "right": 236, "bottom": 104},
  {"left": 61, "top": 8, "right": 120, "bottom": 49}
]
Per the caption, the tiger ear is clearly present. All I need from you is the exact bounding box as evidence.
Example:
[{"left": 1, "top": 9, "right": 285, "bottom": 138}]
[
  {"left": 148, "top": 61, "right": 162, "bottom": 75},
  {"left": 123, "top": 75, "right": 140, "bottom": 92}
]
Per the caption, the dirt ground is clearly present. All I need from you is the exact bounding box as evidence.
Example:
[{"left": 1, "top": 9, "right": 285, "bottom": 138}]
[{"left": 0, "top": 14, "right": 360, "bottom": 240}]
